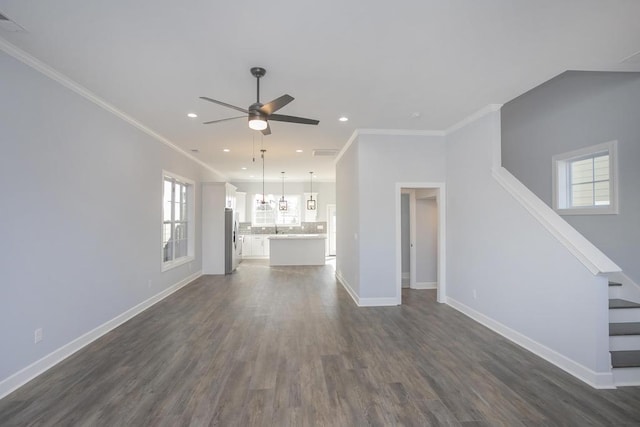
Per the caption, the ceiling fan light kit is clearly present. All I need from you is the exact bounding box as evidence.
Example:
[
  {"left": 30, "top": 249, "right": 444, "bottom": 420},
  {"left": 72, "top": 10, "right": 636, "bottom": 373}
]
[{"left": 200, "top": 67, "right": 319, "bottom": 136}]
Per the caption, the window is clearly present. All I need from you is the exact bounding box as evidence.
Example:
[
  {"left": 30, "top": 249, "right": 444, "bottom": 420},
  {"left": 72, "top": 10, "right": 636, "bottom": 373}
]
[
  {"left": 252, "top": 194, "right": 301, "bottom": 226},
  {"left": 552, "top": 141, "right": 618, "bottom": 215},
  {"left": 162, "top": 172, "right": 195, "bottom": 270}
]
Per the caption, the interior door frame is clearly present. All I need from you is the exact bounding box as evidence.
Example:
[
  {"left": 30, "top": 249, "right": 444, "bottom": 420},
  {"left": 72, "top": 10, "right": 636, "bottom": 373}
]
[
  {"left": 395, "top": 182, "right": 446, "bottom": 304},
  {"left": 326, "top": 204, "right": 336, "bottom": 256}
]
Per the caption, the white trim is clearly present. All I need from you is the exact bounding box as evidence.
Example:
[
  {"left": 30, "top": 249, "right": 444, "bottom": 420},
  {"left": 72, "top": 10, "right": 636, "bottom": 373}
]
[
  {"left": 612, "top": 368, "right": 640, "bottom": 387},
  {"left": 492, "top": 167, "right": 620, "bottom": 275},
  {"left": 336, "top": 271, "right": 359, "bottom": 306},
  {"left": 357, "top": 128, "right": 446, "bottom": 137},
  {"left": 396, "top": 182, "right": 447, "bottom": 305},
  {"left": 552, "top": 140, "right": 619, "bottom": 215},
  {"left": 358, "top": 297, "right": 399, "bottom": 307},
  {"left": 161, "top": 171, "right": 196, "bottom": 272},
  {"left": 0, "top": 36, "right": 225, "bottom": 180},
  {"left": 412, "top": 282, "right": 437, "bottom": 290},
  {"left": 0, "top": 271, "right": 202, "bottom": 400},
  {"left": 446, "top": 297, "right": 616, "bottom": 389},
  {"left": 336, "top": 271, "right": 399, "bottom": 307},
  {"left": 334, "top": 130, "right": 360, "bottom": 165},
  {"left": 444, "top": 104, "right": 503, "bottom": 135}
]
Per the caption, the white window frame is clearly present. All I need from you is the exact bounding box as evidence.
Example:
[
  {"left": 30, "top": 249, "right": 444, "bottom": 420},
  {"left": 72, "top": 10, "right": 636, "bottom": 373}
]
[
  {"left": 552, "top": 140, "right": 618, "bottom": 215},
  {"left": 252, "top": 193, "right": 302, "bottom": 227},
  {"left": 161, "top": 171, "right": 195, "bottom": 272}
]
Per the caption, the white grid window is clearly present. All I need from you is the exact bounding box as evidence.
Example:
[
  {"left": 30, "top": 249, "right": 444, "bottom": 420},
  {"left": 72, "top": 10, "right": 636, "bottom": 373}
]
[
  {"left": 162, "top": 172, "right": 194, "bottom": 270},
  {"left": 553, "top": 141, "right": 618, "bottom": 215},
  {"left": 252, "top": 194, "right": 301, "bottom": 226}
]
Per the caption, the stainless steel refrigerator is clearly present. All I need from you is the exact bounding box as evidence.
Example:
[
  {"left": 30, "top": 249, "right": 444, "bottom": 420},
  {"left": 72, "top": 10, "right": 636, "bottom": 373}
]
[{"left": 225, "top": 208, "right": 241, "bottom": 274}]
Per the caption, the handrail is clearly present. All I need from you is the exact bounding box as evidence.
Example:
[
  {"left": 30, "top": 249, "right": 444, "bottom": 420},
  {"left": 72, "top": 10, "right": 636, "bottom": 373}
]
[{"left": 492, "top": 166, "right": 621, "bottom": 275}]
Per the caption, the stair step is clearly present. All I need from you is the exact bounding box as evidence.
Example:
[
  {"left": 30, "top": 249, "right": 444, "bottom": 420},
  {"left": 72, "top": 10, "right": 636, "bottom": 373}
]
[
  {"left": 611, "top": 350, "right": 640, "bottom": 368},
  {"left": 609, "top": 299, "right": 640, "bottom": 309},
  {"left": 609, "top": 281, "right": 622, "bottom": 287},
  {"left": 610, "top": 322, "right": 640, "bottom": 336}
]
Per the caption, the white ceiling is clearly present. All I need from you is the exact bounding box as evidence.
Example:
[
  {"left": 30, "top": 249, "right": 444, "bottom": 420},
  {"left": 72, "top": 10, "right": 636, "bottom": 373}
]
[{"left": 1, "top": 1, "right": 639, "bottom": 182}]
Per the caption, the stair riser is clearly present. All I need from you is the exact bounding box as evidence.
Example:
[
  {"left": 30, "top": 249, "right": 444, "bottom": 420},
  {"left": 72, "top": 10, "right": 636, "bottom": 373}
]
[
  {"left": 613, "top": 367, "right": 640, "bottom": 387},
  {"left": 609, "top": 335, "right": 640, "bottom": 351},
  {"left": 609, "top": 308, "right": 640, "bottom": 323},
  {"left": 608, "top": 287, "right": 621, "bottom": 300}
]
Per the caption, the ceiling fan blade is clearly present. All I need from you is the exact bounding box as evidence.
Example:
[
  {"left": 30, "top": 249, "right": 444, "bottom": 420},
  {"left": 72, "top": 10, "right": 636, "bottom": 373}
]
[
  {"left": 268, "top": 114, "right": 319, "bottom": 125},
  {"left": 202, "top": 116, "right": 245, "bottom": 125},
  {"left": 259, "top": 94, "right": 294, "bottom": 115},
  {"left": 261, "top": 123, "right": 272, "bottom": 136},
  {"left": 199, "top": 97, "right": 249, "bottom": 114}
]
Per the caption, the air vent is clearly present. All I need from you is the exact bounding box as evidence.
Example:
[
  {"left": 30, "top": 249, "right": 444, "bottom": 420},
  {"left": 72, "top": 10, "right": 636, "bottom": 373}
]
[{"left": 312, "top": 149, "right": 339, "bottom": 157}]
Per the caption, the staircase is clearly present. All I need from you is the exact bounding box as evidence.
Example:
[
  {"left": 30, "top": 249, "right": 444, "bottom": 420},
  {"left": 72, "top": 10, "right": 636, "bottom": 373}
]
[{"left": 608, "top": 281, "right": 640, "bottom": 385}]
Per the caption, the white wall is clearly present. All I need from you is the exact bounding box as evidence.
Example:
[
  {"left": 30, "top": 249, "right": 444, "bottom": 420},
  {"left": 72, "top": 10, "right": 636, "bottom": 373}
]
[
  {"left": 335, "top": 132, "right": 446, "bottom": 303},
  {"left": 502, "top": 71, "right": 640, "bottom": 283},
  {"left": 415, "top": 198, "right": 437, "bottom": 284},
  {"left": 335, "top": 140, "right": 360, "bottom": 298},
  {"left": 0, "top": 51, "right": 223, "bottom": 389},
  {"left": 445, "top": 109, "right": 611, "bottom": 386}
]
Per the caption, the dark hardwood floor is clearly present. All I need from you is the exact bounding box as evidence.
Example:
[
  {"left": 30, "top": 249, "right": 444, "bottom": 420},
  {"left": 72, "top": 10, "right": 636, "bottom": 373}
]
[{"left": 2, "top": 260, "right": 640, "bottom": 426}]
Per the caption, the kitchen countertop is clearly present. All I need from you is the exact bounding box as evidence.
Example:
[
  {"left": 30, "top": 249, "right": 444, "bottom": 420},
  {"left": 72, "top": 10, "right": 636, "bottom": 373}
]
[{"left": 268, "top": 234, "right": 326, "bottom": 240}]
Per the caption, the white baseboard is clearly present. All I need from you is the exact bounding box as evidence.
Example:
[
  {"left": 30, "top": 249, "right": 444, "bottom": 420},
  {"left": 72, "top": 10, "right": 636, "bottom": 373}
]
[
  {"left": 358, "top": 297, "right": 399, "bottom": 307},
  {"left": 336, "top": 271, "right": 359, "bottom": 306},
  {"left": 412, "top": 281, "right": 437, "bottom": 290},
  {"left": 335, "top": 271, "right": 399, "bottom": 307},
  {"left": 446, "top": 297, "right": 615, "bottom": 389},
  {"left": 0, "top": 271, "right": 202, "bottom": 400}
]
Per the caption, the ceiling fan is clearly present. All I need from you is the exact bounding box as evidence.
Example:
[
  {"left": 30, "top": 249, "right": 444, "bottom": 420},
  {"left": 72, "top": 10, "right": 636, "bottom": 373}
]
[{"left": 200, "top": 67, "right": 319, "bottom": 135}]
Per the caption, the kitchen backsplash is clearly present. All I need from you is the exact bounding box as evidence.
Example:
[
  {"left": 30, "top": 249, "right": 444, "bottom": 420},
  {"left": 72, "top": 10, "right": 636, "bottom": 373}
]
[{"left": 239, "top": 222, "right": 327, "bottom": 235}]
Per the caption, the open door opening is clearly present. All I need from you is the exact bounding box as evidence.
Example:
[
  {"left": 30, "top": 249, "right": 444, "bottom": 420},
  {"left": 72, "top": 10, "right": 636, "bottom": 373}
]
[{"left": 397, "top": 183, "right": 446, "bottom": 304}]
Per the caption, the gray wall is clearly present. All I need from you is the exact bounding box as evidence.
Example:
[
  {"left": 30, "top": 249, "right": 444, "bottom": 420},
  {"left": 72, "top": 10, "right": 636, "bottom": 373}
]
[
  {"left": 446, "top": 109, "right": 611, "bottom": 378},
  {"left": 231, "top": 181, "right": 335, "bottom": 223},
  {"left": 0, "top": 51, "right": 223, "bottom": 383},
  {"left": 502, "top": 71, "right": 640, "bottom": 283}
]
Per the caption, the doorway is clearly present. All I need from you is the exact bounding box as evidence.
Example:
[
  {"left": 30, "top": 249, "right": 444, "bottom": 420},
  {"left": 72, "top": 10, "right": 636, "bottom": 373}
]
[
  {"left": 396, "top": 183, "right": 446, "bottom": 304},
  {"left": 327, "top": 204, "right": 336, "bottom": 256}
]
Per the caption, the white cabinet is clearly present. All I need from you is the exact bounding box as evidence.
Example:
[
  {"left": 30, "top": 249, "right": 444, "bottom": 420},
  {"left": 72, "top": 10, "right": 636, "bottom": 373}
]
[{"left": 243, "top": 235, "right": 271, "bottom": 258}]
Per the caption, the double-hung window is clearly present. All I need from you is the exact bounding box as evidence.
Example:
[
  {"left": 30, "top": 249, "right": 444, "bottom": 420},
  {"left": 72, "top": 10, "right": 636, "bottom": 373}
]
[
  {"left": 552, "top": 141, "right": 618, "bottom": 215},
  {"left": 162, "top": 172, "right": 195, "bottom": 270}
]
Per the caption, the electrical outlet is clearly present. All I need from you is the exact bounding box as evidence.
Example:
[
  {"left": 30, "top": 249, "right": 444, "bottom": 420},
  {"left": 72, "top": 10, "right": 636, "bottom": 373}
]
[
  {"left": 148, "top": 279, "right": 152, "bottom": 288},
  {"left": 473, "top": 289, "right": 477, "bottom": 299},
  {"left": 317, "top": 225, "right": 324, "bottom": 230},
  {"left": 34, "top": 328, "right": 43, "bottom": 344}
]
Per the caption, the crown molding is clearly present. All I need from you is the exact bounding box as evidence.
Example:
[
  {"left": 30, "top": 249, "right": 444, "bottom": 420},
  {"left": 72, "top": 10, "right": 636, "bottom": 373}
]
[{"left": 0, "top": 36, "right": 226, "bottom": 180}]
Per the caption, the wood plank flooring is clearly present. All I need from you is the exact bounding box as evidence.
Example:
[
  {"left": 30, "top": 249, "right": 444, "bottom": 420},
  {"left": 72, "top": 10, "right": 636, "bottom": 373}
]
[{"left": 2, "top": 260, "right": 640, "bottom": 426}]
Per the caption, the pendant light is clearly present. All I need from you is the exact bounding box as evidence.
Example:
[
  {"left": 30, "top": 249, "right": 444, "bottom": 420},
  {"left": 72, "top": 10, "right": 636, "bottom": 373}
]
[
  {"left": 279, "top": 172, "right": 288, "bottom": 211},
  {"left": 307, "top": 171, "right": 316, "bottom": 210},
  {"left": 259, "top": 149, "right": 267, "bottom": 205}
]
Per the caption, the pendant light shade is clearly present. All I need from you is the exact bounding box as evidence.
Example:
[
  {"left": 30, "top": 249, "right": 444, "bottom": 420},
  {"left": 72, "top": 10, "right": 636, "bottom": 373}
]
[
  {"left": 307, "top": 172, "right": 316, "bottom": 210},
  {"left": 279, "top": 171, "right": 288, "bottom": 211}
]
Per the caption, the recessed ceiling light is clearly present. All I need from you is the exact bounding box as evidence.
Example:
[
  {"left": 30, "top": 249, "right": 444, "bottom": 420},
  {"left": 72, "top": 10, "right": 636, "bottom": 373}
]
[
  {"left": 296, "top": 149, "right": 303, "bottom": 153},
  {"left": 241, "top": 167, "right": 247, "bottom": 170},
  {"left": 223, "top": 148, "right": 230, "bottom": 152},
  {"left": 187, "top": 113, "right": 198, "bottom": 118},
  {"left": 339, "top": 116, "right": 349, "bottom": 122}
]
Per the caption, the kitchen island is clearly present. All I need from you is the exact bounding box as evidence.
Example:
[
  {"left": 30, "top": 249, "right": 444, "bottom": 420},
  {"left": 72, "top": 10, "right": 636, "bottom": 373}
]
[{"left": 268, "top": 234, "right": 326, "bottom": 266}]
